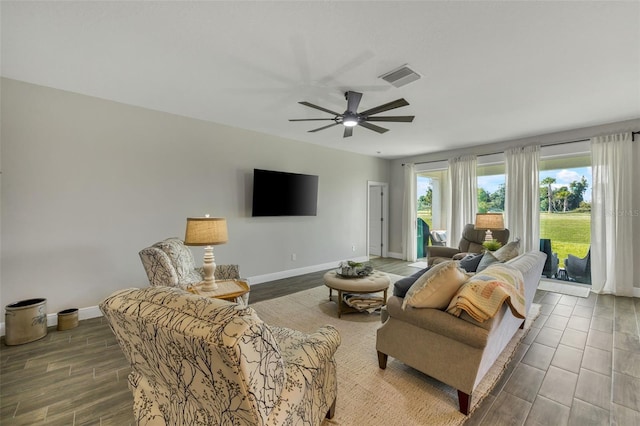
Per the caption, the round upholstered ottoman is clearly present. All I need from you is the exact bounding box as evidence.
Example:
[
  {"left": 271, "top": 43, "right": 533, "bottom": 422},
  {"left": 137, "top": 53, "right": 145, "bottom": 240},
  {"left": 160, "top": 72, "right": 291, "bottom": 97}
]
[{"left": 323, "top": 270, "right": 391, "bottom": 318}]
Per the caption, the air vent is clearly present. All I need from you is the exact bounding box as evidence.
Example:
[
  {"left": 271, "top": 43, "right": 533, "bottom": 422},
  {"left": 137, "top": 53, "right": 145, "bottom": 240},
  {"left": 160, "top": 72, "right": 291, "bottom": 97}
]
[{"left": 379, "top": 64, "right": 421, "bottom": 88}]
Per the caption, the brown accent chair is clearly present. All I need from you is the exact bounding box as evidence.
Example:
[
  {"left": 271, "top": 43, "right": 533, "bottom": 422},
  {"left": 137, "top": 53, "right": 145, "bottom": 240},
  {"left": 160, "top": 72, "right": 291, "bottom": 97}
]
[{"left": 427, "top": 224, "right": 510, "bottom": 266}]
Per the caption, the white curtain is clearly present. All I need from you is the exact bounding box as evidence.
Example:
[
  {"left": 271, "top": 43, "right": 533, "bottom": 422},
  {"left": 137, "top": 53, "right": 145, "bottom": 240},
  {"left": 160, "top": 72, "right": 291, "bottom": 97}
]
[
  {"left": 402, "top": 163, "right": 417, "bottom": 261},
  {"left": 505, "top": 145, "right": 540, "bottom": 252},
  {"left": 447, "top": 155, "right": 477, "bottom": 245},
  {"left": 590, "top": 133, "right": 634, "bottom": 296}
]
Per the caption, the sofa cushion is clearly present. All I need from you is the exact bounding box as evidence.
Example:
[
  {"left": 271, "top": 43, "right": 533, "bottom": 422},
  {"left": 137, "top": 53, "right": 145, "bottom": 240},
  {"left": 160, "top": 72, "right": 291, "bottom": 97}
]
[
  {"left": 387, "top": 296, "right": 489, "bottom": 348},
  {"left": 476, "top": 250, "right": 499, "bottom": 272},
  {"left": 459, "top": 253, "right": 484, "bottom": 273},
  {"left": 402, "top": 261, "right": 469, "bottom": 310},
  {"left": 493, "top": 237, "right": 521, "bottom": 262},
  {"left": 393, "top": 267, "right": 430, "bottom": 298}
]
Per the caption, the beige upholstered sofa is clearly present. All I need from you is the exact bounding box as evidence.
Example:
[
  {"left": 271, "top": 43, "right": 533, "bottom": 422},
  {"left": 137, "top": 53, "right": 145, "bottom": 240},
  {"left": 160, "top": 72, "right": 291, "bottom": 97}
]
[
  {"left": 427, "top": 223, "right": 510, "bottom": 265},
  {"left": 101, "top": 286, "right": 341, "bottom": 425},
  {"left": 139, "top": 237, "right": 249, "bottom": 305},
  {"left": 376, "top": 251, "right": 546, "bottom": 414}
]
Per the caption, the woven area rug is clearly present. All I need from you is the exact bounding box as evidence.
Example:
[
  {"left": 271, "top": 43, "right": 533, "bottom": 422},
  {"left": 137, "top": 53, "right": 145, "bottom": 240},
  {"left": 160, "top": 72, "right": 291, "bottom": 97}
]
[{"left": 251, "top": 275, "right": 540, "bottom": 425}]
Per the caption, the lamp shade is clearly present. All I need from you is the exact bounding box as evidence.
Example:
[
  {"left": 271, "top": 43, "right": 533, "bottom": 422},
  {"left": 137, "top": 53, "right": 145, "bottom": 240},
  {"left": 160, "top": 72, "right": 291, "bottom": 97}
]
[
  {"left": 475, "top": 213, "right": 505, "bottom": 230},
  {"left": 184, "top": 217, "right": 228, "bottom": 246}
]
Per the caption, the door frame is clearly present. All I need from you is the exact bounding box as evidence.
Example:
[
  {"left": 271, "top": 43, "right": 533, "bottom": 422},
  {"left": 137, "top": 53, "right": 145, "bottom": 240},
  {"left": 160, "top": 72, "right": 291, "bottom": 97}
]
[{"left": 367, "top": 181, "right": 389, "bottom": 258}]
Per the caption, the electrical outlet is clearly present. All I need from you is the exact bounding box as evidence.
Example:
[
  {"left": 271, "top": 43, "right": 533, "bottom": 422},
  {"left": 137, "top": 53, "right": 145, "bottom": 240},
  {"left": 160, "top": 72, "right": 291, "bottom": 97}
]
[
  {"left": 352, "top": 245, "right": 356, "bottom": 252},
  {"left": 291, "top": 253, "right": 296, "bottom": 261}
]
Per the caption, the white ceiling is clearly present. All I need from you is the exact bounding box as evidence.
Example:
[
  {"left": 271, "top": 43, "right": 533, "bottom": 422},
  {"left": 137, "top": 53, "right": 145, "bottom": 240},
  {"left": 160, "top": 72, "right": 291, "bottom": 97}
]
[{"left": 2, "top": 1, "right": 639, "bottom": 159}]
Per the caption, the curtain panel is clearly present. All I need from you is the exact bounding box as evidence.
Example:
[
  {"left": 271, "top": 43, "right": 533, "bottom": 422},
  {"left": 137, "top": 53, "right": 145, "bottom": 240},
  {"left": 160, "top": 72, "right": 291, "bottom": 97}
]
[
  {"left": 590, "top": 133, "right": 634, "bottom": 296},
  {"left": 505, "top": 145, "right": 540, "bottom": 253},
  {"left": 447, "top": 155, "right": 477, "bottom": 246},
  {"left": 402, "top": 163, "right": 417, "bottom": 261}
]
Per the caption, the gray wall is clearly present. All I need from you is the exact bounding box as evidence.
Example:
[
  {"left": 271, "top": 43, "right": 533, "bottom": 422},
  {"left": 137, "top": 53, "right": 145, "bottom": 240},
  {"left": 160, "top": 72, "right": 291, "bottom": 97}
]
[
  {"left": 387, "top": 118, "right": 640, "bottom": 290},
  {"left": 1, "top": 78, "right": 390, "bottom": 315}
]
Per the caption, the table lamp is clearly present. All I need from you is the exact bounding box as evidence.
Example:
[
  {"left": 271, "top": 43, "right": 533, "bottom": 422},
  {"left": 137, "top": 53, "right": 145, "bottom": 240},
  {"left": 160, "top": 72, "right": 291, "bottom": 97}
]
[
  {"left": 184, "top": 215, "right": 228, "bottom": 291},
  {"left": 474, "top": 213, "right": 505, "bottom": 242}
]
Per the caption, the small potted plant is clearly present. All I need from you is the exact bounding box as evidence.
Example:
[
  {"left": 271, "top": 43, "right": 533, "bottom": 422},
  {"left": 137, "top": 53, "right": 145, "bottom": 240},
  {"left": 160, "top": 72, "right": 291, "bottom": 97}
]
[{"left": 482, "top": 240, "right": 502, "bottom": 251}]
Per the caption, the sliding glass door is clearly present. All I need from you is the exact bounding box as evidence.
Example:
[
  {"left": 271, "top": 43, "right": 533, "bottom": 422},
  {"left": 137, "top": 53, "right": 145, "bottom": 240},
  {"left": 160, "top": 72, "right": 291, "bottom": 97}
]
[
  {"left": 539, "top": 150, "right": 592, "bottom": 284},
  {"left": 416, "top": 168, "right": 448, "bottom": 258}
]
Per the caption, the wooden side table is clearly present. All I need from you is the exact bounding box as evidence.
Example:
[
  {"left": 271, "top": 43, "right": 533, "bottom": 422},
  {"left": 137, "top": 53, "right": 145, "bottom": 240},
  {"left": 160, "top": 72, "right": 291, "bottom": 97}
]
[{"left": 187, "top": 279, "right": 250, "bottom": 302}]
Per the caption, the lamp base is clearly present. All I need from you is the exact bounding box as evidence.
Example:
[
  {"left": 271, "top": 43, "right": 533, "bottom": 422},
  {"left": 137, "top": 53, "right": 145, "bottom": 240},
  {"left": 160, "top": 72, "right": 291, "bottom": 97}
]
[
  {"left": 484, "top": 229, "right": 494, "bottom": 242},
  {"left": 200, "top": 246, "right": 218, "bottom": 291},
  {"left": 200, "top": 280, "right": 218, "bottom": 292}
]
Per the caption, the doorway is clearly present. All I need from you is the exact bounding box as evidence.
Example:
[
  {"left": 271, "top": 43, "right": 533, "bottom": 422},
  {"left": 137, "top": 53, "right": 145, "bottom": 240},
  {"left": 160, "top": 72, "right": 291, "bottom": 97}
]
[{"left": 367, "top": 181, "right": 389, "bottom": 258}]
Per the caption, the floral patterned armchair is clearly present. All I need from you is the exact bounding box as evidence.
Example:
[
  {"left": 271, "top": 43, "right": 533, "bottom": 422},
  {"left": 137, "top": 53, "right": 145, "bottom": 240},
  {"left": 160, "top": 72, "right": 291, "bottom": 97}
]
[
  {"left": 100, "top": 286, "right": 341, "bottom": 426},
  {"left": 139, "top": 237, "right": 249, "bottom": 305}
]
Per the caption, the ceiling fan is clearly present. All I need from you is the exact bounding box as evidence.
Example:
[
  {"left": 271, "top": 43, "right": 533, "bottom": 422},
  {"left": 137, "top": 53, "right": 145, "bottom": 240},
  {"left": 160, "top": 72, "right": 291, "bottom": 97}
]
[{"left": 289, "top": 91, "right": 415, "bottom": 138}]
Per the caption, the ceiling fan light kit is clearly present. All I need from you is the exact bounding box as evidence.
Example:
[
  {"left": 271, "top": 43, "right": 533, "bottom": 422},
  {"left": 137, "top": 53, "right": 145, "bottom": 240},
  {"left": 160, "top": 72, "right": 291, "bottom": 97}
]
[
  {"left": 289, "top": 91, "right": 414, "bottom": 138},
  {"left": 342, "top": 116, "right": 358, "bottom": 127}
]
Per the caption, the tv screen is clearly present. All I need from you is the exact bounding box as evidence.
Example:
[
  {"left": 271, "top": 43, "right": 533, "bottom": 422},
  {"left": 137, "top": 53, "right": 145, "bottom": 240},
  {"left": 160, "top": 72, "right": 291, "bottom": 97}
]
[{"left": 252, "top": 169, "right": 318, "bottom": 217}]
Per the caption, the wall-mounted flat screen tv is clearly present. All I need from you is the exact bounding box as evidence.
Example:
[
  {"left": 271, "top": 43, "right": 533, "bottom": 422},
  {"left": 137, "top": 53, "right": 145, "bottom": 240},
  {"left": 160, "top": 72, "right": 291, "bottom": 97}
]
[{"left": 252, "top": 169, "right": 319, "bottom": 217}]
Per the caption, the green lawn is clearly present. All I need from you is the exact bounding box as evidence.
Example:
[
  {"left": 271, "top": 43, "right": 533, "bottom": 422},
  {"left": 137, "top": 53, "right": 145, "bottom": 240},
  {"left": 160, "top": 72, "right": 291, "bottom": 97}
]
[
  {"left": 417, "top": 210, "right": 590, "bottom": 267},
  {"left": 540, "top": 212, "right": 590, "bottom": 267}
]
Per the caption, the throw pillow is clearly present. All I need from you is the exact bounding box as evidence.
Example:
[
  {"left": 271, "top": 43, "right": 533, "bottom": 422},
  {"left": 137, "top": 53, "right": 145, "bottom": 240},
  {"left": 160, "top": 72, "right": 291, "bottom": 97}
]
[
  {"left": 493, "top": 237, "right": 521, "bottom": 262},
  {"left": 393, "top": 267, "right": 430, "bottom": 298},
  {"left": 476, "top": 250, "right": 499, "bottom": 272},
  {"left": 459, "top": 253, "right": 484, "bottom": 273},
  {"left": 402, "top": 261, "right": 469, "bottom": 310}
]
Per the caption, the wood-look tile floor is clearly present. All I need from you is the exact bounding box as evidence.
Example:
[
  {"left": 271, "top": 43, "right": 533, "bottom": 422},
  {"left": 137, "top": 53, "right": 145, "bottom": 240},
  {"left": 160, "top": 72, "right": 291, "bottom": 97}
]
[{"left": 1, "top": 257, "right": 639, "bottom": 425}]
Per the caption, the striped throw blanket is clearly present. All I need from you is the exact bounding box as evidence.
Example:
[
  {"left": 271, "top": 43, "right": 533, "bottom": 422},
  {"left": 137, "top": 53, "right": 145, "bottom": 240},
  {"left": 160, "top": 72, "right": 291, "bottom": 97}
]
[{"left": 446, "top": 263, "right": 525, "bottom": 322}]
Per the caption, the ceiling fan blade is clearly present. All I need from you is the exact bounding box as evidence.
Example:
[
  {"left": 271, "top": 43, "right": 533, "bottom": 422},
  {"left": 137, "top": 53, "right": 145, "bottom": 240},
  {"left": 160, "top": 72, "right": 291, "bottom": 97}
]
[
  {"left": 308, "top": 122, "right": 341, "bottom": 133},
  {"left": 345, "top": 91, "right": 362, "bottom": 113},
  {"left": 359, "top": 98, "right": 409, "bottom": 116},
  {"left": 298, "top": 101, "right": 341, "bottom": 116},
  {"left": 366, "top": 115, "right": 415, "bottom": 122},
  {"left": 343, "top": 126, "right": 353, "bottom": 138},
  {"left": 289, "top": 118, "right": 338, "bottom": 122},
  {"left": 359, "top": 121, "right": 389, "bottom": 134}
]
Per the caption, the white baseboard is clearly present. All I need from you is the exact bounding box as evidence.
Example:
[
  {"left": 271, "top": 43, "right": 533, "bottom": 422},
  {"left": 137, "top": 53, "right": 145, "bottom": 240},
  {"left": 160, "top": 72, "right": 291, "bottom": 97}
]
[
  {"left": 387, "top": 251, "right": 403, "bottom": 259},
  {"left": 248, "top": 256, "right": 369, "bottom": 285},
  {"left": 3, "top": 275, "right": 638, "bottom": 336},
  {"left": 1, "top": 257, "right": 374, "bottom": 335},
  {"left": 1, "top": 305, "right": 104, "bottom": 337}
]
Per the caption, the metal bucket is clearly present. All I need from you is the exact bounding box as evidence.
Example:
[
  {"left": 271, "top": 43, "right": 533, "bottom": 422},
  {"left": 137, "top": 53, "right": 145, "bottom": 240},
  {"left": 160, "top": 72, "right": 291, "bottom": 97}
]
[{"left": 5, "top": 298, "right": 48, "bottom": 346}]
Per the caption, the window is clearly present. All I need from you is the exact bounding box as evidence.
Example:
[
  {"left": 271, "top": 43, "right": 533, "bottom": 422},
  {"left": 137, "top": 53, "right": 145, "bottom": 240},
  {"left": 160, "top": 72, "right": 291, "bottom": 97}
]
[
  {"left": 539, "top": 143, "right": 591, "bottom": 284},
  {"left": 477, "top": 162, "right": 505, "bottom": 213},
  {"left": 412, "top": 144, "right": 592, "bottom": 283}
]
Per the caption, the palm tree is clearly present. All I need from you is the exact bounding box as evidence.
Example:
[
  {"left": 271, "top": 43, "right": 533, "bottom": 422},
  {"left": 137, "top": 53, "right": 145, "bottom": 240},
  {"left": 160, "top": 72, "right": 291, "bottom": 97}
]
[
  {"left": 556, "top": 187, "right": 571, "bottom": 212},
  {"left": 541, "top": 177, "right": 556, "bottom": 213}
]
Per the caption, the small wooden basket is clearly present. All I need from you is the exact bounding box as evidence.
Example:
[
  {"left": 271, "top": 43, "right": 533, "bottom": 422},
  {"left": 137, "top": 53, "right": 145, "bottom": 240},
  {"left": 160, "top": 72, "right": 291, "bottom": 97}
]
[{"left": 57, "top": 308, "right": 79, "bottom": 331}]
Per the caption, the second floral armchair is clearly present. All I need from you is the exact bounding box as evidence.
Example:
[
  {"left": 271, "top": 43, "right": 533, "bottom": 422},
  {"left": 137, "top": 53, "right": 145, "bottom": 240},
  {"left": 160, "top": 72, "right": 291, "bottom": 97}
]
[{"left": 139, "top": 237, "right": 249, "bottom": 305}]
